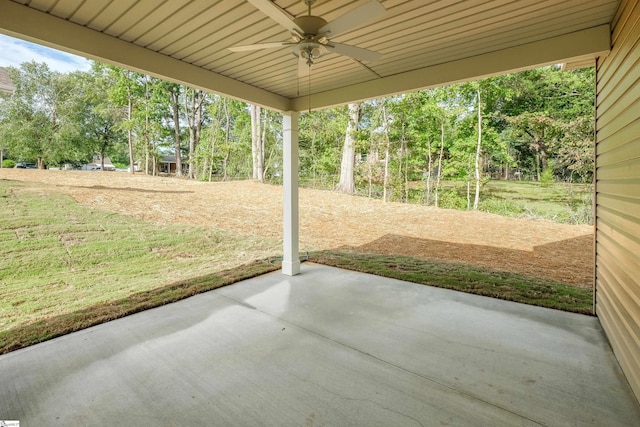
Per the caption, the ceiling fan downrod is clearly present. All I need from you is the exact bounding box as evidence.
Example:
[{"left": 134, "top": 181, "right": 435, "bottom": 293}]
[{"left": 304, "top": 0, "right": 315, "bottom": 16}]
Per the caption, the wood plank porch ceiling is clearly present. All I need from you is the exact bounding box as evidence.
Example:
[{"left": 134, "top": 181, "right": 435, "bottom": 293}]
[{"left": 1, "top": 0, "right": 619, "bottom": 111}]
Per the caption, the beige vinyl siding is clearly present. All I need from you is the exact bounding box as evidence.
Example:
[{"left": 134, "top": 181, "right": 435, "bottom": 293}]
[{"left": 596, "top": 0, "right": 640, "bottom": 403}]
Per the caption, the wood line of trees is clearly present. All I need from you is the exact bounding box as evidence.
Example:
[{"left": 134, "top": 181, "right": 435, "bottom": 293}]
[{"left": 0, "top": 61, "right": 594, "bottom": 209}]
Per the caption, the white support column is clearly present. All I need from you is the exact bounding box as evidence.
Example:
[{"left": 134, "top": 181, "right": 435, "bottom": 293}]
[{"left": 282, "top": 111, "right": 300, "bottom": 276}]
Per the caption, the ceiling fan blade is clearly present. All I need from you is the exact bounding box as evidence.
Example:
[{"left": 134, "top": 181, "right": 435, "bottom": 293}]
[
  {"left": 326, "top": 43, "right": 382, "bottom": 62},
  {"left": 228, "top": 42, "right": 292, "bottom": 52},
  {"left": 319, "top": 0, "right": 386, "bottom": 37},
  {"left": 298, "top": 57, "right": 310, "bottom": 77},
  {"left": 247, "top": 0, "right": 304, "bottom": 34}
]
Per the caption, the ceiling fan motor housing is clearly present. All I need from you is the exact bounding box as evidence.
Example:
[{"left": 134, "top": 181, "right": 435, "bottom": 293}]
[{"left": 293, "top": 16, "right": 328, "bottom": 36}]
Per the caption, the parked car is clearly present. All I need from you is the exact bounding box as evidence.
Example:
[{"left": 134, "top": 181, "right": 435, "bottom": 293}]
[{"left": 14, "top": 162, "right": 37, "bottom": 169}]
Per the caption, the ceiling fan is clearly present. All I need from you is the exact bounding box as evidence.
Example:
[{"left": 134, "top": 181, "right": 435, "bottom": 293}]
[{"left": 229, "top": 0, "right": 387, "bottom": 76}]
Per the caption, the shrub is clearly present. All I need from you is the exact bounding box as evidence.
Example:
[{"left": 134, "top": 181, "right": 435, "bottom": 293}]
[
  {"left": 2, "top": 159, "right": 16, "bottom": 168},
  {"left": 540, "top": 163, "right": 555, "bottom": 187},
  {"left": 438, "top": 188, "right": 467, "bottom": 210}
]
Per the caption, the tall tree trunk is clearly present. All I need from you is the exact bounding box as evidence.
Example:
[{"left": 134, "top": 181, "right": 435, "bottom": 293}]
[
  {"left": 382, "top": 104, "right": 391, "bottom": 202},
  {"left": 143, "top": 76, "right": 149, "bottom": 175},
  {"left": 336, "top": 103, "right": 360, "bottom": 194},
  {"left": 404, "top": 130, "right": 409, "bottom": 202},
  {"left": 311, "top": 133, "right": 317, "bottom": 187},
  {"left": 221, "top": 99, "right": 231, "bottom": 182},
  {"left": 473, "top": 86, "right": 482, "bottom": 210},
  {"left": 435, "top": 116, "right": 445, "bottom": 208},
  {"left": 250, "top": 104, "right": 264, "bottom": 183},
  {"left": 425, "top": 136, "right": 432, "bottom": 205},
  {"left": 127, "top": 78, "right": 134, "bottom": 175},
  {"left": 383, "top": 143, "right": 390, "bottom": 202},
  {"left": 208, "top": 130, "right": 216, "bottom": 182},
  {"left": 398, "top": 122, "right": 408, "bottom": 203},
  {"left": 186, "top": 89, "right": 204, "bottom": 180},
  {"left": 261, "top": 113, "right": 268, "bottom": 182},
  {"left": 368, "top": 148, "right": 374, "bottom": 198},
  {"left": 170, "top": 86, "right": 182, "bottom": 177},
  {"left": 222, "top": 150, "right": 229, "bottom": 181},
  {"left": 396, "top": 131, "right": 403, "bottom": 201},
  {"left": 195, "top": 91, "right": 203, "bottom": 178}
]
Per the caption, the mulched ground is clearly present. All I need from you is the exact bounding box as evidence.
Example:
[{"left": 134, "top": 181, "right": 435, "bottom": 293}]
[{"left": 0, "top": 169, "right": 594, "bottom": 287}]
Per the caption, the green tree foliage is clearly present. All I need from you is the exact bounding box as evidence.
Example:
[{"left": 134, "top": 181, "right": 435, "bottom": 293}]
[
  {"left": 299, "top": 107, "right": 347, "bottom": 188},
  {"left": 499, "top": 66, "right": 595, "bottom": 182},
  {"left": 71, "top": 63, "right": 125, "bottom": 168},
  {"left": 0, "top": 62, "right": 88, "bottom": 167},
  {"left": 0, "top": 60, "right": 594, "bottom": 212}
]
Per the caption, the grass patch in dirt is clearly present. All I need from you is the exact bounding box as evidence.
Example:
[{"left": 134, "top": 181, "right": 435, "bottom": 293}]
[
  {"left": 310, "top": 250, "right": 593, "bottom": 315},
  {"left": 0, "top": 178, "right": 281, "bottom": 353},
  {"left": 349, "top": 178, "right": 593, "bottom": 224},
  {"left": 478, "top": 180, "right": 593, "bottom": 224}
]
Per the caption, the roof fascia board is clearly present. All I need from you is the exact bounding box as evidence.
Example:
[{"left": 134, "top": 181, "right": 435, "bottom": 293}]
[
  {"left": 291, "top": 24, "right": 611, "bottom": 111},
  {"left": 0, "top": 0, "right": 291, "bottom": 112}
]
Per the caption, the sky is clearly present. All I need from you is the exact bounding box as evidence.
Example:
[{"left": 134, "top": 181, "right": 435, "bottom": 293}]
[{"left": 0, "top": 33, "right": 92, "bottom": 73}]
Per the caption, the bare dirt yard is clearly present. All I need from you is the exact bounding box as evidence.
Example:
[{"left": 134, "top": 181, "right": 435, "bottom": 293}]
[{"left": 0, "top": 169, "right": 593, "bottom": 287}]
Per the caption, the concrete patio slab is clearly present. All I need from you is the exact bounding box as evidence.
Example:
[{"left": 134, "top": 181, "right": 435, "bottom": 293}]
[{"left": 1, "top": 263, "right": 639, "bottom": 426}]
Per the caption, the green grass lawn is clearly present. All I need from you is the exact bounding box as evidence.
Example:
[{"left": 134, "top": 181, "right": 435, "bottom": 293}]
[
  {"left": 0, "top": 179, "right": 282, "bottom": 353},
  {"left": 435, "top": 180, "right": 593, "bottom": 224},
  {"left": 310, "top": 251, "right": 593, "bottom": 315},
  {"left": 309, "top": 176, "right": 593, "bottom": 224},
  {"left": 0, "top": 178, "right": 593, "bottom": 354}
]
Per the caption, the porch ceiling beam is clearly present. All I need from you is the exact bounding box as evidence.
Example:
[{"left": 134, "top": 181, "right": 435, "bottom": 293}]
[
  {"left": 0, "top": 0, "right": 291, "bottom": 112},
  {"left": 291, "top": 24, "right": 611, "bottom": 112}
]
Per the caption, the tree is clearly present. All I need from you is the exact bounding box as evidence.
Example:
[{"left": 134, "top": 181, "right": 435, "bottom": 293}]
[
  {"left": 473, "top": 85, "right": 482, "bottom": 210},
  {"left": 167, "top": 83, "right": 183, "bottom": 176},
  {"left": 499, "top": 66, "right": 594, "bottom": 181},
  {"left": 507, "top": 112, "right": 561, "bottom": 181},
  {"left": 556, "top": 116, "right": 594, "bottom": 183},
  {"left": 0, "top": 62, "right": 80, "bottom": 168},
  {"left": 299, "top": 107, "right": 346, "bottom": 188},
  {"left": 72, "top": 64, "right": 125, "bottom": 169},
  {"left": 107, "top": 66, "right": 144, "bottom": 174},
  {"left": 196, "top": 95, "right": 226, "bottom": 181},
  {"left": 250, "top": 104, "right": 264, "bottom": 182},
  {"left": 335, "top": 102, "right": 360, "bottom": 194},
  {"left": 395, "top": 88, "right": 455, "bottom": 206},
  {"left": 381, "top": 101, "right": 392, "bottom": 202},
  {"left": 137, "top": 75, "right": 165, "bottom": 176},
  {"left": 184, "top": 87, "right": 207, "bottom": 179}
]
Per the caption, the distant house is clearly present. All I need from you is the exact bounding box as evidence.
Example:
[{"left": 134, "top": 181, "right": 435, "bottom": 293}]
[
  {"left": 83, "top": 154, "right": 115, "bottom": 171},
  {"left": 0, "top": 67, "right": 15, "bottom": 95},
  {"left": 159, "top": 155, "right": 186, "bottom": 174}
]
